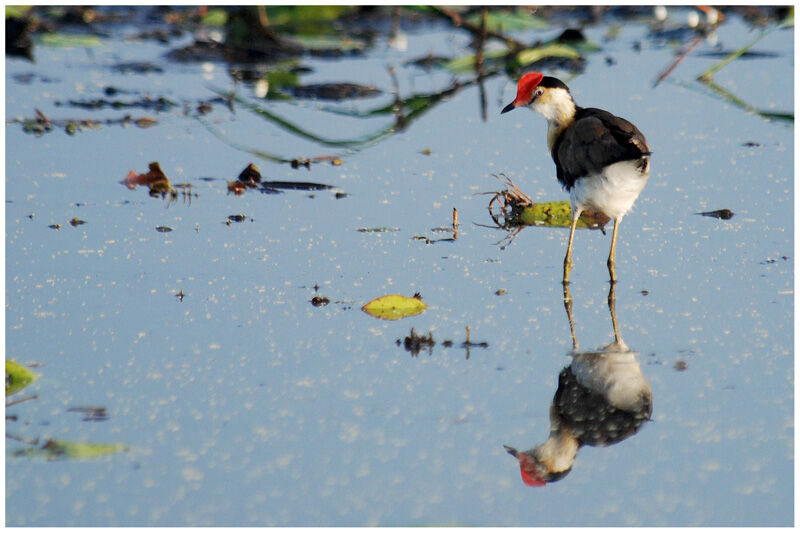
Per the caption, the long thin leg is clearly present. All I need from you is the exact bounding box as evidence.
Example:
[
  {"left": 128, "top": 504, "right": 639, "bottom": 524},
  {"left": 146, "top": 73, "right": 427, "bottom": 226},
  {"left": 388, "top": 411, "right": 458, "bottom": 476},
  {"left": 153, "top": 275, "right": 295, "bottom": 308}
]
[
  {"left": 563, "top": 283, "right": 578, "bottom": 350},
  {"left": 607, "top": 282, "right": 621, "bottom": 344},
  {"left": 563, "top": 208, "right": 582, "bottom": 284},
  {"left": 607, "top": 218, "right": 620, "bottom": 283}
]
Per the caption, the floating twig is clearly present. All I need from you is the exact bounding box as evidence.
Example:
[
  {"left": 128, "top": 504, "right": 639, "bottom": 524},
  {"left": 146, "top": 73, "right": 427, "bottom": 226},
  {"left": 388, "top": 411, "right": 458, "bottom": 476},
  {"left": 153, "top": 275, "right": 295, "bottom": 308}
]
[
  {"left": 653, "top": 34, "right": 703, "bottom": 88},
  {"left": 6, "top": 394, "right": 38, "bottom": 408}
]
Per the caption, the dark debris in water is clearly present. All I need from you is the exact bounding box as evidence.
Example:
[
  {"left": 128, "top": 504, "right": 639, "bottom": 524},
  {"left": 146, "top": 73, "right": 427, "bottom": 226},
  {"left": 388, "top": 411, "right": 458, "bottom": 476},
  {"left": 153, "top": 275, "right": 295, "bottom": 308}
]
[
  {"left": 57, "top": 95, "right": 176, "bottom": 112},
  {"left": 760, "top": 256, "right": 789, "bottom": 265},
  {"left": 696, "top": 209, "right": 734, "bottom": 220},
  {"left": 228, "top": 180, "right": 250, "bottom": 195},
  {"left": 128, "top": 27, "right": 185, "bottom": 44},
  {"left": 397, "top": 328, "right": 436, "bottom": 357},
  {"left": 290, "top": 155, "right": 342, "bottom": 170},
  {"left": 291, "top": 158, "right": 312, "bottom": 170},
  {"left": 12, "top": 72, "right": 58, "bottom": 84},
  {"left": 358, "top": 227, "right": 399, "bottom": 233},
  {"left": 122, "top": 162, "right": 172, "bottom": 194},
  {"left": 289, "top": 82, "right": 381, "bottom": 101},
  {"left": 13, "top": 108, "right": 158, "bottom": 136},
  {"left": 121, "top": 163, "right": 194, "bottom": 205},
  {"left": 310, "top": 296, "right": 330, "bottom": 307},
  {"left": 238, "top": 162, "right": 262, "bottom": 185},
  {"left": 112, "top": 61, "right": 164, "bottom": 74},
  {"left": 67, "top": 406, "right": 109, "bottom": 422},
  {"left": 155, "top": 226, "right": 173, "bottom": 233},
  {"left": 229, "top": 163, "right": 341, "bottom": 196},
  {"left": 228, "top": 162, "right": 263, "bottom": 195},
  {"left": 413, "top": 234, "right": 456, "bottom": 245},
  {"left": 396, "top": 326, "right": 488, "bottom": 359},
  {"left": 262, "top": 181, "right": 334, "bottom": 191},
  {"left": 405, "top": 53, "right": 449, "bottom": 70}
]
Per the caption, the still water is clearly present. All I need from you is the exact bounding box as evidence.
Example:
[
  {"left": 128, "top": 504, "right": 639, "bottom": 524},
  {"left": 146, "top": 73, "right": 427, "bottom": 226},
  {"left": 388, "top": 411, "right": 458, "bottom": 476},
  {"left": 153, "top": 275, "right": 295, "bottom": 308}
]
[{"left": 5, "top": 7, "right": 793, "bottom": 526}]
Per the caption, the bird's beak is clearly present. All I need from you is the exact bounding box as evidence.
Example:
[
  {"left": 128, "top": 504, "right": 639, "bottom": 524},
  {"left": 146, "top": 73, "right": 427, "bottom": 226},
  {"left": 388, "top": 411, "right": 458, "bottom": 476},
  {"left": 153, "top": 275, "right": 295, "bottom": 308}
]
[
  {"left": 501, "top": 101, "right": 516, "bottom": 114},
  {"left": 503, "top": 444, "right": 519, "bottom": 457}
]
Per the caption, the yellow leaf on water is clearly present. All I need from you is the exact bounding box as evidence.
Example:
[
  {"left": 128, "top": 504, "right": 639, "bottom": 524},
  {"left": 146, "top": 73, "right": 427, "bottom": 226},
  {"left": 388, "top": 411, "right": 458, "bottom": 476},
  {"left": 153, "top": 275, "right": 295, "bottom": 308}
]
[
  {"left": 362, "top": 294, "right": 427, "bottom": 321},
  {"left": 12, "top": 440, "right": 129, "bottom": 460},
  {"left": 6, "top": 360, "right": 37, "bottom": 396}
]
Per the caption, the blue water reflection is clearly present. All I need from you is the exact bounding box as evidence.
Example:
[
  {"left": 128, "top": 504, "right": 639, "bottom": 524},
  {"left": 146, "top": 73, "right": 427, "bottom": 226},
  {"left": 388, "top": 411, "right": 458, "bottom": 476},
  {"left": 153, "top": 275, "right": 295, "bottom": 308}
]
[{"left": 5, "top": 7, "right": 793, "bottom": 526}]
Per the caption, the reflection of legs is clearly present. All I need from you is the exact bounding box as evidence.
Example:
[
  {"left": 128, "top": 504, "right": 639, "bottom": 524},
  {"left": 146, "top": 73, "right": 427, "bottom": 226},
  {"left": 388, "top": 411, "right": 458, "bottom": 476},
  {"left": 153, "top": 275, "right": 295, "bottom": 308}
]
[
  {"left": 607, "top": 282, "right": 620, "bottom": 344},
  {"left": 563, "top": 283, "right": 578, "bottom": 350},
  {"left": 607, "top": 218, "right": 620, "bottom": 283},
  {"left": 563, "top": 208, "right": 582, "bottom": 284}
]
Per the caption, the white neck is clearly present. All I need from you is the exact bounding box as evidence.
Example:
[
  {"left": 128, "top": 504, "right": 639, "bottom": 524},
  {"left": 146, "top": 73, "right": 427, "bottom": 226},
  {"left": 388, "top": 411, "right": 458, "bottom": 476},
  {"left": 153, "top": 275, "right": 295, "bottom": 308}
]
[
  {"left": 530, "top": 87, "right": 576, "bottom": 151},
  {"left": 535, "top": 429, "right": 579, "bottom": 474}
]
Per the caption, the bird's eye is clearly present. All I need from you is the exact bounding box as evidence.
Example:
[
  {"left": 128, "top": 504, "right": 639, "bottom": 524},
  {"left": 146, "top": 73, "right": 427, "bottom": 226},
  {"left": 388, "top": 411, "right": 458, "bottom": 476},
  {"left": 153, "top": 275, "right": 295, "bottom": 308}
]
[{"left": 534, "top": 88, "right": 544, "bottom": 97}]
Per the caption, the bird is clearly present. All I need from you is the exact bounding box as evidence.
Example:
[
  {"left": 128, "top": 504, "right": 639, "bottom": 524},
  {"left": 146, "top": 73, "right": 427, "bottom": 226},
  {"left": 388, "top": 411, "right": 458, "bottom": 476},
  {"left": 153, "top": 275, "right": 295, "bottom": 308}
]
[
  {"left": 503, "top": 284, "right": 652, "bottom": 486},
  {"left": 503, "top": 344, "right": 653, "bottom": 486},
  {"left": 501, "top": 72, "right": 651, "bottom": 283}
]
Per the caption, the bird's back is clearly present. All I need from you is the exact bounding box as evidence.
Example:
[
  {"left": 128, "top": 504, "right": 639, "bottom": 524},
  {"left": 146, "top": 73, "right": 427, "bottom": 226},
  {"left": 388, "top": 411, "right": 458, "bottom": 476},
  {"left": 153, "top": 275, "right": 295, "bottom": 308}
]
[{"left": 553, "top": 107, "right": 650, "bottom": 191}]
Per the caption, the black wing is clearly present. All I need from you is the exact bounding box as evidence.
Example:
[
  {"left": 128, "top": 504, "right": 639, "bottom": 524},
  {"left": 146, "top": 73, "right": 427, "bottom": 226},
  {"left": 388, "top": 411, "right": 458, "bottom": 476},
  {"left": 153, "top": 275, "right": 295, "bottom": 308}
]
[
  {"left": 553, "top": 366, "right": 651, "bottom": 448},
  {"left": 553, "top": 107, "right": 650, "bottom": 190}
]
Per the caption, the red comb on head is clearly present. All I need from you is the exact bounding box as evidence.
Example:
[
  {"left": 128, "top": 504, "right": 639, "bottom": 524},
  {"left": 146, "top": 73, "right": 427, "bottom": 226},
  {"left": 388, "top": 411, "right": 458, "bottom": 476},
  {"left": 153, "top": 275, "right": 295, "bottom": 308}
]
[
  {"left": 520, "top": 464, "right": 546, "bottom": 487},
  {"left": 514, "top": 72, "right": 544, "bottom": 106},
  {"left": 517, "top": 452, "right": 547, "bottom": 487}
]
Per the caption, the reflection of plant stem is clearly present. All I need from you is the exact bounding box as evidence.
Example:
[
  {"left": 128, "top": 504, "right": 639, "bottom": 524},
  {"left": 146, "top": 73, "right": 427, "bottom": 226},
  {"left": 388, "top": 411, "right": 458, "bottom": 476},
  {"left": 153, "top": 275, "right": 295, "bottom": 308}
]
[
  {"left": 653, "top": 34, "right": 703, "bottom": 88},
  {"left": 387, "top": 65, "right": 406, "bottom": 130},
  {"left": 6, "top": 394, "right": 38, "bottom": 408},
  {"left": 206, "top": 76, "right": 480, "bottom": 158},
  {"left": 475, "top": 8, "right": 488, "bottom": 121},
  {"left": 241, "top": 96, "right": 393, "bottom": 148},
  {"left": 197, "top": 118, "right": 294, "bottom": 163},
  {"left": 6, "top": 432, "right": 39, "bottom": 445},
  {"left": 698, "top": 78, "right": 793, "bottom": 122},
  {"left": 698, "top": 26, "right": 777, "bottom": 81}
]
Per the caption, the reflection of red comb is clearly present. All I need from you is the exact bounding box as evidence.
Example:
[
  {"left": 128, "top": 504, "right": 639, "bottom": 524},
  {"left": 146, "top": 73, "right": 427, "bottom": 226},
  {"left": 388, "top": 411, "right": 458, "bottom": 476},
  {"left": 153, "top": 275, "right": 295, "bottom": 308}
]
[
  {"left": 519, "top": 464, "right": 546, "bottom": 487},
  {"left": 514, "top": 72, "right": 544, "bottom": 106},
  {"left": 513, "top": 449, "right": 546, "bottom": 487}
]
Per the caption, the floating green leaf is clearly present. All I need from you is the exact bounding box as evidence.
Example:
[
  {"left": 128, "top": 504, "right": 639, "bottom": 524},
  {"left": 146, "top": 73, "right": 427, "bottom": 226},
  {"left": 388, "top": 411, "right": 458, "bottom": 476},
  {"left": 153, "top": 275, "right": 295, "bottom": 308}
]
[
  {"left": 444, "top": 43, "right": 580, "bottom": 73},
  {"left": 201, "top": 7, "right": 228, "bottom": 26},
  {"left": 515, "top": 200, "right": 609, "bottom": 230},
  {"left": 362, "top": 294, "right": 427, "bottom": 321},
  {"left": 38, "top": 33, "right": 103, "bottom": 48},
  {"left": 293, "top": 34, "right": 366, "bottom": 51},
  {"left": 466, "top": 9, "right": 549, "bottom": 31},
  {"left": 443, "top": 49, "right": 508, "bottom": 73},
  {"left": 265, "top": 69, "right": 299, "bottom": 89},
  {"left": 516, "top": 43, "right": 581, "bottom": 67},
  {"left": 265, "top": 5, "right": 354, "bottom": 27},
  {"left": 6, "top": 6, "right": 32, "bottom": 19},
  {"left": 6, "top": 360, "right": 36, "bottom": 396},
  {"left": 12, "top": 439, "right": 128, "bottom": 460}
]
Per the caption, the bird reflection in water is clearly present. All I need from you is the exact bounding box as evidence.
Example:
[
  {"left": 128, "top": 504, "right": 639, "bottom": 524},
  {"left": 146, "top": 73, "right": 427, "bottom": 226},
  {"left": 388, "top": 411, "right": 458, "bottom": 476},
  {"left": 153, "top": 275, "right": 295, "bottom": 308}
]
[{"left": 504, "top": 284, "right": 652, "bottom": 486}]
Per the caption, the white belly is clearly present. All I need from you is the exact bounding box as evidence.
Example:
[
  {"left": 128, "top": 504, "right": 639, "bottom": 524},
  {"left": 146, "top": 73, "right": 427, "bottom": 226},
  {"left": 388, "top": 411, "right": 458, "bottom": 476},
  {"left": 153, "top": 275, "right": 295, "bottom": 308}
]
[
  {"left": 570, "top": 160, "right": 649, "bottom": 221},
  {"left": 571, "top": 345, "right": 652, "bottom": 413}
]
